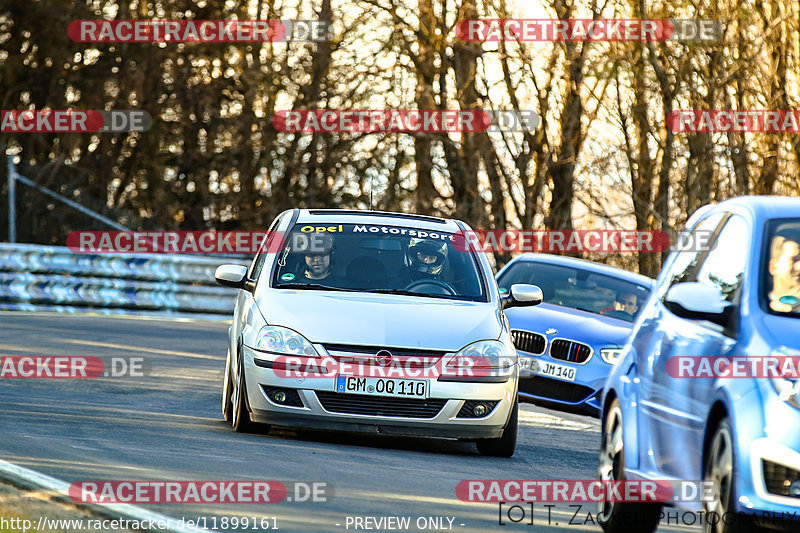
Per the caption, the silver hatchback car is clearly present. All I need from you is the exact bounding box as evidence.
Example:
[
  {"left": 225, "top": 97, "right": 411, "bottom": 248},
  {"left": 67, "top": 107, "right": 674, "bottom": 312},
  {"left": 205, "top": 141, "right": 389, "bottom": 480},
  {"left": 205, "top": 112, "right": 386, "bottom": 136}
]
[{"left": 215, "top": 209, "right": 541, "bottom": 456}]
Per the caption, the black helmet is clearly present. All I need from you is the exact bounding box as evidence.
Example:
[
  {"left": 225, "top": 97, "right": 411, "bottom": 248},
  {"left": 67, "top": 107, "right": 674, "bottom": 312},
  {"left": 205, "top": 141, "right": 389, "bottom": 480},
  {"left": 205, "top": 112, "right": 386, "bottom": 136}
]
[{"left": 405, "top": 238, "right": 448, "bottom": 277}]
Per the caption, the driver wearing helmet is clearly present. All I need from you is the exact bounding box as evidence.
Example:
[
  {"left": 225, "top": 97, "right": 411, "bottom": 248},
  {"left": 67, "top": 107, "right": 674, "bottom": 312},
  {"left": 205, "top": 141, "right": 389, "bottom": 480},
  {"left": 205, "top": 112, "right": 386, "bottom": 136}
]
[
  {"left": 401, "top": 238, "right": 449, "bottom": 283},
  {"left": 297, "top": 233, "right": 336, "bottom": 282}
]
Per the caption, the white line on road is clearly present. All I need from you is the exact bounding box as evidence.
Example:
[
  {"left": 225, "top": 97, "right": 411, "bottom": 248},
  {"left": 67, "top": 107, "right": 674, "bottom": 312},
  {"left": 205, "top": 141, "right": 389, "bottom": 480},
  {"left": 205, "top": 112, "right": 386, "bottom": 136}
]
[{"left": 0, "top": 458, "right": 211, "bottom": 533}]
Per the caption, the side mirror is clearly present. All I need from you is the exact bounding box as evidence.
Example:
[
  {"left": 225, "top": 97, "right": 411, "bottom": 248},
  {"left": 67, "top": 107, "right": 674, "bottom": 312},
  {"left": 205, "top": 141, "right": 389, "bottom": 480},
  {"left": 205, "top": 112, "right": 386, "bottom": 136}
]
[
  {"left": 215, "top": 264, "right": 249, "bottom": 289},
  {"left": 502, "top": 284, "right": 543, "bottom": 310},
  {"left": 664, "top": 282, "right": 732, "bottom": 326}
]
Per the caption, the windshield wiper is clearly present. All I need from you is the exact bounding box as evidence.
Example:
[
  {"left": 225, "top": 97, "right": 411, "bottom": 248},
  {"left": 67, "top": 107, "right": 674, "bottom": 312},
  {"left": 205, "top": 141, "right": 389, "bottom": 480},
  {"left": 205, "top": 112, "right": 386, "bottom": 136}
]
[
  {"left": 365, "top": 288, "right": 421, "bottom": 296},
  {"left": 364, "top": 288, "right": 457, "bottom": 299},
  {"left": 275, "top": 283, "right": 359, "bottom": 292}
]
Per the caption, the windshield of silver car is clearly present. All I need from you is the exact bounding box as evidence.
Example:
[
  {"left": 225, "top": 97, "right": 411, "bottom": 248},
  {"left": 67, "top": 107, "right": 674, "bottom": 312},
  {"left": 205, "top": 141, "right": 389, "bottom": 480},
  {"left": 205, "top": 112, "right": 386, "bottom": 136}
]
[{"left": 270, "top": 223, "right": 487, "bottom": 301}]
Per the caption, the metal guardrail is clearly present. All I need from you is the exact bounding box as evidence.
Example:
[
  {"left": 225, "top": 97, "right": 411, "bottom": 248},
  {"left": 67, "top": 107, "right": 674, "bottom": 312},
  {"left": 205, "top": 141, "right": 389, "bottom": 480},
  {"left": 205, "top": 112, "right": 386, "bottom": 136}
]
[{"left": 0, "top": 243, "right": 248, "bottom": 318}]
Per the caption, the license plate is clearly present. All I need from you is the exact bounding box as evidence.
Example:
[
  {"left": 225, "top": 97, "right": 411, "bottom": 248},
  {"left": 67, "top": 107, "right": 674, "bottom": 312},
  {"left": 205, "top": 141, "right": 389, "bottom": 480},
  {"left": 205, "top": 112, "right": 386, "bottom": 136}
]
[
  {"left": 336, "top": 376, "right": 429, "bottom": 398},
  {"left": 520, "top": 358, "right": 576, "bottom": 382}
]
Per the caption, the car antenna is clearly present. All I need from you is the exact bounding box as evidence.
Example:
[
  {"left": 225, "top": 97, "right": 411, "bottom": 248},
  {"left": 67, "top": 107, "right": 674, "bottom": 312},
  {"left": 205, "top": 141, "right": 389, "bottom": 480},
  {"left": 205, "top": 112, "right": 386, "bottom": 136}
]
[{"left": 369, "top": 174, "right": 374, "bottom": 211}]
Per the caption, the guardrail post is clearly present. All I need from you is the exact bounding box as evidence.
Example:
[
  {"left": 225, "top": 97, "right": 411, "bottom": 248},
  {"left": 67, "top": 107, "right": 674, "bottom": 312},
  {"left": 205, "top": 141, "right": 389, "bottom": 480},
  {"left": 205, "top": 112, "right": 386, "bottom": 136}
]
[{"left": 7, "top": 156, "right": 15, "bottom": 243}]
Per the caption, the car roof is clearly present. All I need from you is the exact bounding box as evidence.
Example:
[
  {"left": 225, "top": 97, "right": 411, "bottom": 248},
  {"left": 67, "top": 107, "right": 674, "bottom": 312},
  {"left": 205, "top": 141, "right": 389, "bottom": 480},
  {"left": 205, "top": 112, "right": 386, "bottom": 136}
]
[
  {"left": 702, "top": 195, "right": 800, "bottom": 222},
  {"left": 504, "top": 253, "right": 655, "bottom": 287},
  {"left": 293, "top": 209, "right": 464, "bottom": 232}
]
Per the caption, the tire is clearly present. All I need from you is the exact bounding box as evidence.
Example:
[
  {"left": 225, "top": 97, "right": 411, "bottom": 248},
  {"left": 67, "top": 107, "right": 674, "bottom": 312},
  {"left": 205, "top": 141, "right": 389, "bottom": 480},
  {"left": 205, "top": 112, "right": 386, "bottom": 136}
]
[
  {"left": 231, "top": 348, "right": 259, "bottom": 433},
  {"left": 476, "top": 400, "right": 518, "bottom": 457},
  {"left": 703, "top": 419, "right": 766, "bottom": 533},
  {"left": 222, "top": 348, "right": 233, "bottom": 422},
  {"left": 597, "top": 399, "right": 661, "bottom": 533}
]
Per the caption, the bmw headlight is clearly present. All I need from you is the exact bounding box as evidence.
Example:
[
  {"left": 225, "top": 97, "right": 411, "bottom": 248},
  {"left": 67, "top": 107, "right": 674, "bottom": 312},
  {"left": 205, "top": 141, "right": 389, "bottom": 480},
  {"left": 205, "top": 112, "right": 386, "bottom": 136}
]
[
  {"left": 448, "top": 340, "right": 515, "bottom": 369},
  {"left": 253, "top": 326, "right": 319, "bottom": 357},
  {"left": 600, "top": 347, "right": 624, "bottom": 365},
  {"left": 769, "top": 347, "right": 800, "bottom": 409}
]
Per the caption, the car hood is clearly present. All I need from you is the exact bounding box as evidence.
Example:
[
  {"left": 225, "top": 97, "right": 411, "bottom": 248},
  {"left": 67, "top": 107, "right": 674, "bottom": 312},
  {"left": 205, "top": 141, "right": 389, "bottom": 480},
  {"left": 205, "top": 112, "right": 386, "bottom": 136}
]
[
  {"left": 257, "top": 290, "right": 502, "bottom": 351},
  {"left": 504, "top": 303, "right": 633, "bottom": 347}
]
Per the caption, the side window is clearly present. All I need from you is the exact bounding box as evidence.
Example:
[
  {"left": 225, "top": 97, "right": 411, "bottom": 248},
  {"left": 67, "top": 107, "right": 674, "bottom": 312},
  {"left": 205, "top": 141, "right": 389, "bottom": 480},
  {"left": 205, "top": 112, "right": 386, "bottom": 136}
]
[
  {"left": 249, "top": 244, "right": 267, "bottom": 281},
  {"left": 659, "top": 212, "right": 725, "bottom": 297},
  {"left": 694, "top": 215, "right": 748, "bottom": 304},
  {"left": 249, "top": 215, "right": 284, "bottom": 281}
]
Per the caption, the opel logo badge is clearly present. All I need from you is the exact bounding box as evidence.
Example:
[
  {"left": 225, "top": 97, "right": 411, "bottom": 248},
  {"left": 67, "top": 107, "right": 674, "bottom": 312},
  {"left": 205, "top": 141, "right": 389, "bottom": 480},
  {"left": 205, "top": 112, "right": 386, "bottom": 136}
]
[
  {"left": 375, "top": 350, "right": 393, "bottom": 366},
  {"left": 546, "top": 328, "right": 557, "bottom": 335}
]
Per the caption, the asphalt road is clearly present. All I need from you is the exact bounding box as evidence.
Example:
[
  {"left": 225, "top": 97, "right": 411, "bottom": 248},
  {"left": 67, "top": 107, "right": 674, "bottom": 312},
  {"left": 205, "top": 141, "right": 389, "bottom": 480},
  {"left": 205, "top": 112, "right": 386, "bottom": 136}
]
[{"left": 0, "top": 312, "right": 698, "bottom": 533}]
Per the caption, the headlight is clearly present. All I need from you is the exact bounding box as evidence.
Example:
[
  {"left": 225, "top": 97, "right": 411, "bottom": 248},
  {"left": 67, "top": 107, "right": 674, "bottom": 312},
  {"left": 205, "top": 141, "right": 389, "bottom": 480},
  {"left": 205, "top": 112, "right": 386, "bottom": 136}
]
[
  {"left": 769, "top": 347, "right": 800, "bottom": 409},
  {"left": 252, "top": 326, "right": 319, "bottom": 357},
  {"left": 448, "top": 340, "right": 515, "bottom": 369},
  {"left": 600, "top": 348, "right": 624, "bottom": 365}
]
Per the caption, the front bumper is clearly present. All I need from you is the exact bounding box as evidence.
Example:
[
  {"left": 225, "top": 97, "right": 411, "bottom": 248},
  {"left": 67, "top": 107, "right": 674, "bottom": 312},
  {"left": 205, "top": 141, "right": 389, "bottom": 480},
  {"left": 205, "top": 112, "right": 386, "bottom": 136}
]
[
  {"left": 242, "top": 346, "right": 517, "bottom": 439},
  {"left": 734, "top": 391, "right": 800, "bottom": 531},
  {"left": 516, "top": 352, "right": 610, "bottom": 415},
  {"left": 736, "top": 438, "right": 800, "bottom": 531},
  {"left": 728, "top": 388, "right": 800, "bottom": 531}
]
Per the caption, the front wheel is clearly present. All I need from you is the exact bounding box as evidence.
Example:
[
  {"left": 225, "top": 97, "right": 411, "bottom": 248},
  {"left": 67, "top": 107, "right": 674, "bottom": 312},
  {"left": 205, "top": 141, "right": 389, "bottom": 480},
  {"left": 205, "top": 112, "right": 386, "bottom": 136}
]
[
  {"left": 597, "top": 399, "right": 661, "bottom": 533},
  {"left": 703, "top": 418, "right": 765, "bottom": 533},
  {"left": 222, "top": 349, "right": 233, "bottom": 422},
  {"left": 231, "top": 350, "right": 259, "bottom": 433},
  {"left": 476, "top": 400, "right": 518, "bottom": 457}
]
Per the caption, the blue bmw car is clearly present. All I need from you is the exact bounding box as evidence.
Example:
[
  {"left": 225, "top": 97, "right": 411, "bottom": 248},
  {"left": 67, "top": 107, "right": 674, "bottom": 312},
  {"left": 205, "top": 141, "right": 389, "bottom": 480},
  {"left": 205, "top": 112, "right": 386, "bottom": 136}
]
[
  {"left": 496, "top": 254, "right": 653, "bottom": 416},
  {"left": 599, "top": 196, "right": 800, "bottom": 533}
]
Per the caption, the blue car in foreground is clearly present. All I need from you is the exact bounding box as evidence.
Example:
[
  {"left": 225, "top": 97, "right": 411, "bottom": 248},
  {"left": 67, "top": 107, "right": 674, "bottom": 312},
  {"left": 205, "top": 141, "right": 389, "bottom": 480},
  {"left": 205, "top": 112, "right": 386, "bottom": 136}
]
[
  {"left": 599, "top": 196, "right": 800, "bottom": 533},
  {"left": 496, "top": 254, "right": 653, "bottom": 416}
]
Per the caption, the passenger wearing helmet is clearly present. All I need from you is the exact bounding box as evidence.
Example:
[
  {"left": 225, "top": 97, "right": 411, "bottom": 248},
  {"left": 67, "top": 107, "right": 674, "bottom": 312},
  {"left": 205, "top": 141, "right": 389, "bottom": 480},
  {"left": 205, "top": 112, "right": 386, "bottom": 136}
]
[{"left": 402, "top": 238, "right": 449, "bottom": 281}]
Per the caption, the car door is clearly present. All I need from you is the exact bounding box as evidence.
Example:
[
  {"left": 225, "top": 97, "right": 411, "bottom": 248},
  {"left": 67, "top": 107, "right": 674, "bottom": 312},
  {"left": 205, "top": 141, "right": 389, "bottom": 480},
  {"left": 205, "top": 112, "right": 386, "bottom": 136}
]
[
  {"left": 639, "top": 214, "right": 749, "bottom": 481},
  {"left": 633, "top": 212, "right": 722, "bottom": 476}
]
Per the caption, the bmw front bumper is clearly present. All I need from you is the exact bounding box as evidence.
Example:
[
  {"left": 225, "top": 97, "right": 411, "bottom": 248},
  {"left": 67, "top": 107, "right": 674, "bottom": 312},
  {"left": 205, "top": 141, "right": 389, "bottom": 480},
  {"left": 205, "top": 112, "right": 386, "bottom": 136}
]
[{"left": 516, "top": 352, "right": 608, "bottom": 416}]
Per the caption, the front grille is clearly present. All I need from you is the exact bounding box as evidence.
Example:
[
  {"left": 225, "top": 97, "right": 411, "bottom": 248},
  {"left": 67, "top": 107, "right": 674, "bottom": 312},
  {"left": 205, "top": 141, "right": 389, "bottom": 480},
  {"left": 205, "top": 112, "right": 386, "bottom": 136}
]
[
  {"left": 549, "top": 339, "right": 592, "bottom": 363},
  {"left": 456, "top": 400, "right": 499, "bottom": 418},
  {"left": 323, "top": 344, "right": 448, "bottom": 358},
  {"left": 763, "top": 460, "right": 800, "bottom": 498},
  {"left": 511, "top": 330, "right": 546, "bottom": 355},
  {"left": 519, "top": 375, "right": 595, "bottom": 403},
  {"left": 261, "top": 386, "right": 305, "bottom": 408},
  {"left": 322, "top": 344, "right": 447, "bottom": 368},
  {"left": 315, "top": 391, "right": 446, "bottom": 418}
]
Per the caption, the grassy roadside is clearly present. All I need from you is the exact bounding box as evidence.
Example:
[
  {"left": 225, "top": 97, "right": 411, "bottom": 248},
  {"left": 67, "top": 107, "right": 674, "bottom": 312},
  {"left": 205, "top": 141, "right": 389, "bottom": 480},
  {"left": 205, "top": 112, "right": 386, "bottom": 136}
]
[{"left": 0, "top": 481, "right": 138, "bottom": 533}]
